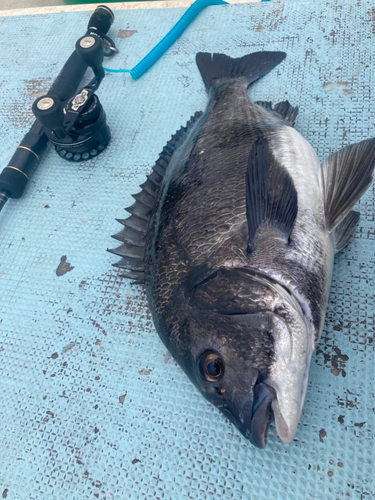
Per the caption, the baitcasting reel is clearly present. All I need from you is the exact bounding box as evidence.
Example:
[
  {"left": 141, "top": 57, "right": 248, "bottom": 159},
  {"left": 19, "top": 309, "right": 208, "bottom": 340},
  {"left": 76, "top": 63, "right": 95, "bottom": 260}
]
[
  {"left": 0, "top": 5, "right": 118, "bottom": 214},
  {"left": 32, "top": 25, "right": 115, "bottom": 162}
]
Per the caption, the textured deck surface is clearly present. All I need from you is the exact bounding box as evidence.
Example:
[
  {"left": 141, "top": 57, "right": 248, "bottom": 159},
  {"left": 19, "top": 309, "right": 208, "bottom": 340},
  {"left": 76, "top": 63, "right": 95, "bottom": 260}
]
[{"left": 0, "top": 0, "right": 374, "bottom": 498}]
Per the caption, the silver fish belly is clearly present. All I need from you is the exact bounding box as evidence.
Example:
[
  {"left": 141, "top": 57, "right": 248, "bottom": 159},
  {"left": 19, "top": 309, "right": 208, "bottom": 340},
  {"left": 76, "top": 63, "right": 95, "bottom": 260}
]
[{"left": 111, "top": 52, "right": 375, "bottom": 448}]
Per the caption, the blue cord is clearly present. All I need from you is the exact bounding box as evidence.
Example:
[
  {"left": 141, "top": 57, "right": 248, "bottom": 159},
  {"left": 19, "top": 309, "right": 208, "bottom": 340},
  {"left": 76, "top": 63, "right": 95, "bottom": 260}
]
[
  {"left": 103, "top": 0, "right": 228, "bottom": 80},
  {"left": 103, "top": 68, "right": 132, "bottom": 73}
]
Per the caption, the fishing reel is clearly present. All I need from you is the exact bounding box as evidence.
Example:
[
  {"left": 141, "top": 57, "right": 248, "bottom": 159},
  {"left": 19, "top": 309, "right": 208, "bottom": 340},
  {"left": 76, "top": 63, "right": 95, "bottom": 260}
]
[
  {"left": 32, "top": 30, "right": 115, "bottom": 162},
  {"left": 0, "top": 5, "right": 120, "bottom": 214}
]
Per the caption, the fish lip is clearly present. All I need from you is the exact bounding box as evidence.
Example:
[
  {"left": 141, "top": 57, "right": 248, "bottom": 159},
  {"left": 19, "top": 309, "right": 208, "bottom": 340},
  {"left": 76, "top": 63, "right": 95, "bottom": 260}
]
[
  {"left": 270, "top": 399, "right": 295, "bottom": 444},
  {"left": 248, "top": 382, "right": 276, "bottom": 449}
]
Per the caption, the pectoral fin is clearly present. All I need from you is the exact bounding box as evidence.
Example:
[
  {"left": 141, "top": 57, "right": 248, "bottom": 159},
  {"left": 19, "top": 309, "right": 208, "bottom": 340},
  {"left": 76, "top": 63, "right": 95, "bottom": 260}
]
[
  {"left": 323, "top": 138, "right": 375, "bottom": 231},
  {"left": 246, "top": 136, "right": 298, "bottom": 252}
]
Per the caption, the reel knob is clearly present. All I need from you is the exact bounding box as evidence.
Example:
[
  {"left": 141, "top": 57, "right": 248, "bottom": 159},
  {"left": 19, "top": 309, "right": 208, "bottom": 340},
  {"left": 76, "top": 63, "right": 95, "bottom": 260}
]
[
  {"left": 32, "top": 95, "right": 65, "bottom": 139},
  {"left": 76, "top": 35, "right": 104, "bottom": 80}
]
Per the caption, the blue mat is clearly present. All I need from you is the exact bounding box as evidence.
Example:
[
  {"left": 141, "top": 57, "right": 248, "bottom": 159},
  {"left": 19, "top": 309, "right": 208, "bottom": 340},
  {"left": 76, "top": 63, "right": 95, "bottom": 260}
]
[{"left": 0, "top": 0, "right": 374, "bottom": 498}]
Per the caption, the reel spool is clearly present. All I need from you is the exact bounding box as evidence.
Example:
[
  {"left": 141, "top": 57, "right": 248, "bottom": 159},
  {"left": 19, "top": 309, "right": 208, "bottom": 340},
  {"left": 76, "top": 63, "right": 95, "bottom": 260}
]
[{"left": 33, "top": 91, "right": 110, "bottom": 162}]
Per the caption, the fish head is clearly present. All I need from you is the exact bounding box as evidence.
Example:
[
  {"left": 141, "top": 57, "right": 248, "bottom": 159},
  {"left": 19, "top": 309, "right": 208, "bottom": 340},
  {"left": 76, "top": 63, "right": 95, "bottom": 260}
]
[{"left": 172, "top": 268, "right": 314, "bottom": 448}]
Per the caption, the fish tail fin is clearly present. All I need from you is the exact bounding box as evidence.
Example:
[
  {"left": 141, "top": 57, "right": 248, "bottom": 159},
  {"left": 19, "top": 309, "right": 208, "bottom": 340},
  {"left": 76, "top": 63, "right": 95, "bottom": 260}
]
[{"left": 195, "top": 52, "right": 286, "bottom": 90}]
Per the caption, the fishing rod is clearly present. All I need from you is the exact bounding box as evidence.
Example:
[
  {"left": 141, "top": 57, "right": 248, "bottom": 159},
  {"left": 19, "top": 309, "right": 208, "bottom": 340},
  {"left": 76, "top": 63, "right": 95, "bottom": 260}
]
[{"left": 0, "top": 4, "right": 118, "bottom": 214}]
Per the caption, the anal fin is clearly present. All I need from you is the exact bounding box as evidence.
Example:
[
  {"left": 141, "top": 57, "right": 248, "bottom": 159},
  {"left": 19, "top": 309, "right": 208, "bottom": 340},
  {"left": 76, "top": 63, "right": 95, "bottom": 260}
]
[
  {"left": 332, "top": 210, "right": 360, "bottom": 253},
  {"left": 323, "top": 138, "right": 375, "bottom": 230}
]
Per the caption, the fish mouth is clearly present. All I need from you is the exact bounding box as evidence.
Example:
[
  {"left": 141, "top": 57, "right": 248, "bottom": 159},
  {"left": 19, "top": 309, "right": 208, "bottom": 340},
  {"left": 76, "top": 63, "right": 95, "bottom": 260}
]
[
  {"left": 220, "top": 381, "right": 290, "bottom": 448},
  {"left": 220, "top": 382, "right": 277, "bottom": 449},
  {"left": 247, "top": 382, "right": 276, "bottom": 449}
]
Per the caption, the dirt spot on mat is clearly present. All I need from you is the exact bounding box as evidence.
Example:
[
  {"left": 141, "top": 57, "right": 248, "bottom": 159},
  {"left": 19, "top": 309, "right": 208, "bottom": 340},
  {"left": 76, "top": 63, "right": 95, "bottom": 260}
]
[
  {"left": 321, "top": 81, "right": 355, "bottom": 97},
  {"left": 25, "top": 78, "right": 53, "bottom": 99},
  {"left": 315, "top": 344, "right": 349, "bottom": 377},
  {"left": 330, "top": 347, "right": 349, "bottom": 376},
  {"left": 56, "top": 256, "right": 74, "bottom": 277},
  {"left": 265, "top": 3, "right": 287, "bottom": 30},
  {"left": 91, "top": 319, "right": 107, "bottom": 336},
  {"left": 319, "top": 428, "right": 327, "bottom": 442},
  {"left": 337, "top": 389, "right": 360, "bottom": 409},
  {"left": 117, "top": 29, "right": 137, "bottom": 39}
]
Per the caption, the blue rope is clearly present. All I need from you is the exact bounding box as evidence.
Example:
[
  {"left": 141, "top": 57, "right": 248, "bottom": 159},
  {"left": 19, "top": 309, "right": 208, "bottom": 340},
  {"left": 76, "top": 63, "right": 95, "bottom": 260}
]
[{"left": 104, "top": 0, "right": 228, "bottom": 80}]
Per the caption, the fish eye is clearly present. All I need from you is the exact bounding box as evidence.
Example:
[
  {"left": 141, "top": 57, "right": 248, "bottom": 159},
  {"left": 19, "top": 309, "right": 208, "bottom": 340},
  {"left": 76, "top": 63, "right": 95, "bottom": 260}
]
[{"left": 200, "top": 352, "right": 224, "bottom": 382}]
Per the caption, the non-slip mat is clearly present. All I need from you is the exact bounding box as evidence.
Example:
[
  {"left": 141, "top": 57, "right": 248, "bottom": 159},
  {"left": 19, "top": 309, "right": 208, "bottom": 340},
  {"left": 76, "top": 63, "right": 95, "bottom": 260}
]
[{"left": 0, "top": 0, "right": 374, "bottom": 498}]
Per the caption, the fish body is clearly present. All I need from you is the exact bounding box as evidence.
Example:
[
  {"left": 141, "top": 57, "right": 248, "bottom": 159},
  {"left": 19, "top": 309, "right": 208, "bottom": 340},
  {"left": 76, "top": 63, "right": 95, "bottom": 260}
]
[{"left": 111, "top": 52, "right": 375, "bottom": 448}]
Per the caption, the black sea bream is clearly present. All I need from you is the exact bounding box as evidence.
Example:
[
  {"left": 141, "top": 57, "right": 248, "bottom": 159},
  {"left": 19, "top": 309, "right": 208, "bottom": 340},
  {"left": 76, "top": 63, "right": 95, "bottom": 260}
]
[{"left": 110, "top": 52, "right": 375, "bottom": 448}]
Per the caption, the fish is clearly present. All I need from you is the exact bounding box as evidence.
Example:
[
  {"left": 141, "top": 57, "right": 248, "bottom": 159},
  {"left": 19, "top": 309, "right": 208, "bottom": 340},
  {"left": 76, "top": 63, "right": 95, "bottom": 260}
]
[{"left": 110, "top": 52, "right": 375, "bottom": 448}]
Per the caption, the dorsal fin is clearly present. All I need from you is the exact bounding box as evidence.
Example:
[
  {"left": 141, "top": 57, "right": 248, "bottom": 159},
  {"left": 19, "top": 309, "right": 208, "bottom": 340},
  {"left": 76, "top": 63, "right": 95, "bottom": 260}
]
[
  {"left": 323, "top": 138, "right": 375, "bottom": 230},
  {"left": 246, "top": 136, "right": 298, "bottom": 252},
  {"left": 108, "top": 111, "right": 203, "bottom": 283},
  {"left": 255, "top": 100, "right": 299, "bottom": 126}
]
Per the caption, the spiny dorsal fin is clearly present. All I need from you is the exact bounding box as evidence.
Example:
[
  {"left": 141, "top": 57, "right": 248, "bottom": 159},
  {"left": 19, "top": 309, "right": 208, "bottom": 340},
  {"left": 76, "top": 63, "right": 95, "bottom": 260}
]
[
  {"left": 246, "top": 136, "right": 298, "bottom": 252},
  {"left": 112, "top": 223, "right": 145, "bottom": 246},
  {"left": 323, "top": 138, "right": 375, "bottom": 230},
  {"left": 125, "top": 201, "right": 152, "bottom": 221},
  {"left": 332, "top": 210, "right": 360, "bottom": 253},
  {"left": 108, "top": 242, "right": 144, "bottom": 260},
  {"left": 255, "top": 100, "right": 299, "bottom": 126},
  {"left": 108, "top": 111, "right": 203, "bottom": 282},
  {"left": 273, "top": 101, "right": 299, "bottom": 126}
]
